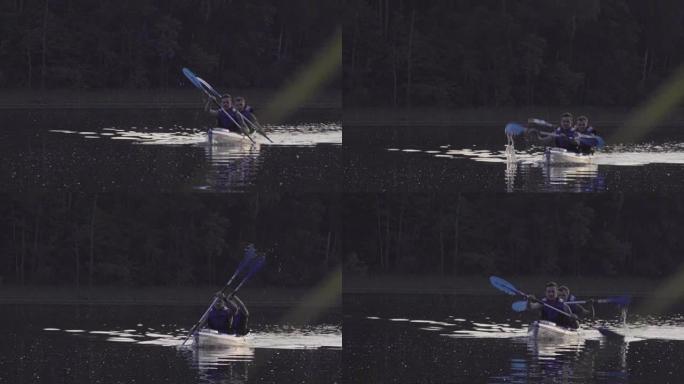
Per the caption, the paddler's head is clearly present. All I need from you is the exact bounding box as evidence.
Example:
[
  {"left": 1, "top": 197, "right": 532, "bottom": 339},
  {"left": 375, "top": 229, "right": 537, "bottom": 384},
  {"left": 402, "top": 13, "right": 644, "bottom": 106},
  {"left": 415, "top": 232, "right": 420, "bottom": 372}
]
[
  {"left": 576, "top": 116, "right": 588, "bottom": 131},
  {"left": 560, "top": 112, "right": 573, "bottom": 129},
  {"left": 545, "top": 281, "right": 559, "bottom": 301},
  {"left": 221, "top": 94, "right": 233, "bottom": 109},
  {"left": 558, "top": 285, "right": 570, "bottom": 301},
  {"left": 234, "top": 96, "right": 245, "bottom": 111}
]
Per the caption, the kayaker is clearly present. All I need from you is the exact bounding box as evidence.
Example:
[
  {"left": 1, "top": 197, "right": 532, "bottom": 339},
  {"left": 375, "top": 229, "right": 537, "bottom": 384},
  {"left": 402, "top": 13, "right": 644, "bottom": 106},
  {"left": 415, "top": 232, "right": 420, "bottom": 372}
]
[
  {"left": 527, "top": 281, "right": 579, "bottom": 329},
  {"left": 207, "top": 294, "right": 235, "bottom": 334},
  {"left": 553, "top": 112, "right": 579, "bottom": 152},
  {"left": 525, "top": 113, "right": 578, "bottom": 152},
  {"left": 206, "top": 94, "right": 242, "bottom": 132},
  {"left": 206, "top": 292, "right": 250, "bottom": 335},
  {"left": 230, "top": 295, "right": 250, "bottom": 336},
  {"left": 234, "top": 96, "right": 258, "bottom": 134},
  {"left": 558, "top": 285, "right": 591, "bottom": 317},
  {"left": 573, "top": 116, "right": 598, "bottom": 154}
]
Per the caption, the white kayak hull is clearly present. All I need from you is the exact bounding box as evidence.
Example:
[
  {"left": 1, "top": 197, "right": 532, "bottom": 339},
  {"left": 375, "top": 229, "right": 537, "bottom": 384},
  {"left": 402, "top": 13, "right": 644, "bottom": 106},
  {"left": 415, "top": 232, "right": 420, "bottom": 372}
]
[
  {"left": 527, "top": 320, "right": 580, "bottom": 340},
  {"left": 194, "top": 329, "right": 249, "bottom": 348},
  {"left": 209, "top": 128, "right": 264, "bottom": 145},
  {"left": 545, "top": 147, "right": 592, "bottom": 165}
]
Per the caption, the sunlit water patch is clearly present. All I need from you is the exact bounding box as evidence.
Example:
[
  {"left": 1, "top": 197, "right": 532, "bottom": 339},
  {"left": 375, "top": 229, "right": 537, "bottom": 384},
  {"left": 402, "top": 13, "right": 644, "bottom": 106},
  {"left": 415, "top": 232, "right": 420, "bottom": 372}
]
[
  {"left": 47, "top": 323, "right": 341, "bottom": 352},
  {"left": 379, "top": 142, "right": 684, "bottom": 192},
  {"left": 49, "top": 123, "right": 341, "bottom": 147}
]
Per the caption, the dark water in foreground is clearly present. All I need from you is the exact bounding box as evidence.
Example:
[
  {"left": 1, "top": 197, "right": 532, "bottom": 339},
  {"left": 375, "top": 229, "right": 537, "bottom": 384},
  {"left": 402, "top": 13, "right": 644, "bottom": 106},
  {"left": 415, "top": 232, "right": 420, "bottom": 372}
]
[
  {"left": 343, "top": 125, "right": 684, "bottom": 192},
  {"left": 344, "top": 294, "right": 684, "bottom": 383},
  {"left": 0, "top": 304, "right": 341, "bottom": 384},
  {"left": 0, "top": 109, "right": 340, "bottom": 192}
]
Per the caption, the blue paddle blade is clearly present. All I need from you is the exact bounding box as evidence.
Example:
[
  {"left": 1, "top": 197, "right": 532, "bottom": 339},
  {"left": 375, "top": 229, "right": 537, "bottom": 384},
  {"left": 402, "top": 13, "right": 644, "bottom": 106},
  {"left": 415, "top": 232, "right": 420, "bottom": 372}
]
[
  {"left": 489, "top": 276, "right": 517, "bottom": 296},
  {"left": 196, "top": 77, "right": 223, "bottom": 99},
  {"left": 182, "top": 67, "right": 202, "bottom": 89},
  {"left": 512, "top": 301, "right": 528, "bottom": 312},
  {"left": 593, "top": 135, "right": 606, "bottom": 148},
  {"left": 579, "top": 135, "right": 606, "bottom": 149},
  {"left": 504, "top": 123, "right": 526, "bottom": 136}
]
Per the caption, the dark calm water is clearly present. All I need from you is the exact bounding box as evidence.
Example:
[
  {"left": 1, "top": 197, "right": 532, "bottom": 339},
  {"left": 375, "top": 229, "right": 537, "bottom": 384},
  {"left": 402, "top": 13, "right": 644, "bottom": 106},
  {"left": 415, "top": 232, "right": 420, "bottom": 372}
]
[
  {"left": 0, "top": 109, "right": 340, "bottom": 192},
  {"left": 343, "top": 125, "right": 684, "bottom": 192},
  {"left": 344, "top": 294, "right": 684, "bottom": 383},
  {"left": 0, "top": 304, "right": 341, "bottom": 384}
]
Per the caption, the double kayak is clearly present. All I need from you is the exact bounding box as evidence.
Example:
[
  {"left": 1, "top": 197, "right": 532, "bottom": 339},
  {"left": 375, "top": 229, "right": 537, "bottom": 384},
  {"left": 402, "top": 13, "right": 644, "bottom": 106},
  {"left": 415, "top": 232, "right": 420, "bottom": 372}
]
[
  {"left": 527, "top": 320, "right": 580, "bottom": 341},
  {"left": 208, "top": 128, "right": 267, "bottom": 145},
  {"left": 193, "top": 329, "right": 250, "bottom": 348},
  {"left": 544, "top": 147, "right": 593, "bottom": 165}
]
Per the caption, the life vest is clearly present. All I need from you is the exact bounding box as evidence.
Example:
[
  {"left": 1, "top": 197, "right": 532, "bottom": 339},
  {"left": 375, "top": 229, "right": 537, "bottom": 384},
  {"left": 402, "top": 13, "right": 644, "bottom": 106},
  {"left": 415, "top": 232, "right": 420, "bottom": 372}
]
[
  {"left": 217, "top": 108, "right": 240, "bottom": 132},
  {"left": 207, "top": 307, "right": 234, "bottom": 333}
]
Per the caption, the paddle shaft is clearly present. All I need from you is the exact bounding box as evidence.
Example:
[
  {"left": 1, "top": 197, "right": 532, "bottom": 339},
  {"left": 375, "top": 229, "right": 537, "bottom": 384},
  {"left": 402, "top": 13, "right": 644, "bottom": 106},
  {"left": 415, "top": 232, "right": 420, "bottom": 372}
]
[
  {"left": 490, "top": 276, "right": 575, "bottom": 319},
  {"left": 527, "top": 296, "right": 576, "bottom": 319},
  {"left": 181, "top": 255, "right": 258, "bottom": 346}
]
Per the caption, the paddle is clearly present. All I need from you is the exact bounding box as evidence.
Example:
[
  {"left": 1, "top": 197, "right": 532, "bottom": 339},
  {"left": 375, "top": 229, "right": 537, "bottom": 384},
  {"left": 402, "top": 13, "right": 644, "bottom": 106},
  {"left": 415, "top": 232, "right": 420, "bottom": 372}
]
[
  {"left": 511, "top": 295, "right": 631, "bottom": 312},
  {"left": 566, "top": 296, "right": 631, "bottom": 306},
  {"left": 183, "top": 68, "right": 272, "bottom": 143},
  {"left": 180, "top": 246, "right": 261, "bottom": 346},
  {"left": 490, "top": 276, "right": 576, "bottom": 319},
  {"left": 195, "top": 75, "right": 273, "bottom": 143},
  {"left": 182, "top": 68, "right": 256, "bottom": 144},
  {"left": 504, "top": 119, "right": 606, "bottom": 149}
]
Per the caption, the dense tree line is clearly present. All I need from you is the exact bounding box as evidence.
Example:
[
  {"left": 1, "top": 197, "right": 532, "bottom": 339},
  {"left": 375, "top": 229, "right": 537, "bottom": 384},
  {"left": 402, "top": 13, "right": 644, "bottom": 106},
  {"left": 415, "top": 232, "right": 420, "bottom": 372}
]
[
  {"left": 343, "top": 194, "right": 684, "bottom": 277},
  {"left": 344, "top": 0, "right": 684, "bottom": 107},
  {"left": 0, "top": 193, "right": 341, "bottom": 287},
  {"left": 0, "top": 0, "right": 340, "bottom": 89}
]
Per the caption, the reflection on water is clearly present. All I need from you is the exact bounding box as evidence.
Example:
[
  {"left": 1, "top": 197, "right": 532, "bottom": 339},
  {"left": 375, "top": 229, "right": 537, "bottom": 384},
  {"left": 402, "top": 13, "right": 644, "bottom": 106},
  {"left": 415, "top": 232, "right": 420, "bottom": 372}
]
[
  {"left": 48, "top": 123, "right": 341, "bottom": 147},
  {"left": 49, "top": 123, "right": 341, "bottom": 192},
  {"left": 345, "top": 294, "right": 684, "bottom": 383},
  {"left": 384, "top": 142, "right": 684, "bottom": 192},
  {"left": 1, "top": 304, "right": 340, "bottom": 384},
  {"left": 344, "top": 124, "right": 684, "bottom": 192}
]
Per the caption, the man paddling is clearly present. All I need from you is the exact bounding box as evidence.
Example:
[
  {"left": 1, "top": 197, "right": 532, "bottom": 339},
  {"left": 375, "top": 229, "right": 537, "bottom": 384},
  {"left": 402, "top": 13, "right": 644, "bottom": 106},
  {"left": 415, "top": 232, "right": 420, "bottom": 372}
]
[
  {"left": 558, "top": 285, "right": 592, "bottom": 317},
  {"left": 234, "top": 96, "right": 259, "bottom": 134},
  {"left": 206, "top": 292, "right": 250, "bottom": 335},
  {"left": 526, "top": 113, "right": 579, "bottom": 152},
  {"left": 206, "top": 94, "right": 241, "bottom": 132},
  {"left": 573, "top": 116, "right": 598, "bottom": 154},
  {"left": 527, "top": 281, "right": 579, "bottom": 329}
]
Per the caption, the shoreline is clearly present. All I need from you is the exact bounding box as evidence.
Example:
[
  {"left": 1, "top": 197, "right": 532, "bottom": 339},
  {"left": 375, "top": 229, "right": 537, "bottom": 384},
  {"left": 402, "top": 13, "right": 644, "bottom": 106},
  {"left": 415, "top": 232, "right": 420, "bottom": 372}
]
[
  {"left": 344, "top": 275, "right": 665, "bottom": 297},
  {"left": 0, "top": 284, "right": 340, "bottom": 308},
  {"left": 0, "top": 89, "right": 341, "bottom": 110},
  {"left": 344, "top": 107, "right": 684, "bottom": 126}
]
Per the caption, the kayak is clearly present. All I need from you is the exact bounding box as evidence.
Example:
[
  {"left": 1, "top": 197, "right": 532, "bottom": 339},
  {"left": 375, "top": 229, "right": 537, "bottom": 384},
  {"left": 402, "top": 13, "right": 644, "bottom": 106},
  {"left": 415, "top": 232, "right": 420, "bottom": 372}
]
[
  {"left": 193, "top": 329, "right": 250, "bottom": 348},
  {"left": 209, "top": 128, "right": 265, "bottom": 145},
  {"left": 544, "top": 147, "right": 593, "bottom": 165},
  {"left": 527, "top": 320, "right": 580, "bottom": 340}
]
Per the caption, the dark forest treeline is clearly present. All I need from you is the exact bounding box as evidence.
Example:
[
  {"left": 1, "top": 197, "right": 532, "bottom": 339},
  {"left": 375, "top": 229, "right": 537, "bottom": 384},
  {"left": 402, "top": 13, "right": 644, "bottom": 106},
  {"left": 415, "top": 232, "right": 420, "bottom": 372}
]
[
  {"left": 343, "top": 194, "right": 684, "bottom": 277},
  {"left": 0, "top": 193, "right": 341, "bottom": 287},
  {"left": 0, "top": 0, "right": 340, "bottom": 89},
  {"left": 344, "top": 0, "right": 684, "bottom": 107}
]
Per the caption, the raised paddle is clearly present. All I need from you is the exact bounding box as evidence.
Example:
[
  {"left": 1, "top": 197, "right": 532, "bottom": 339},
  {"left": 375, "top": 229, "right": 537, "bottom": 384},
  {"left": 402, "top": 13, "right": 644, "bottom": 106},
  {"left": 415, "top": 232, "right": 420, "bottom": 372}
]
[
  {"left": 490, "top": 276, "right": 576, "bottom": 319},
  {"left": 183, "top": 68, "right": 272, "bottom": 143},
  {"left": 181, "top": 245, "right": 261, "bottom": 346},
  {"left": 194, "top": 75, "right": 272, "bottom": 143},
  {"left": 182, "top": 68, "right": 256, "bottom": 143}
]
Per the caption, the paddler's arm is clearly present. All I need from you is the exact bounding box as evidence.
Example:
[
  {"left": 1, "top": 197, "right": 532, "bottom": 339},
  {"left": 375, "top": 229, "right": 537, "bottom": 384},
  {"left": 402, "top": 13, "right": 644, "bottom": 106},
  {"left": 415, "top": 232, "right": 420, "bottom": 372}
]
[
  {"left": 527, "top": 295, "right": 542, "bottom": 310},
  {"left": 205, "top": 99, "right": 219, "bottom": 116}
]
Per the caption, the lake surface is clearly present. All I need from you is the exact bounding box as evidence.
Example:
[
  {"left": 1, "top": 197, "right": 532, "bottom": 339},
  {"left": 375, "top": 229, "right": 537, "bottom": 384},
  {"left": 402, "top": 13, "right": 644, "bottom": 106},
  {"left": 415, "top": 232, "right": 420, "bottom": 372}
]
[
  {"left": 0, "top": 109, "right": 340, "bottom": 192},
  {"left": 0, "top": 304, "right": 341, "bottom": 384},
  {"left": 344, "top": 294, "right": 684, "bottom": 383},
  {"left": 343, "top": 125, "right": 684, "bottom": 192}
]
